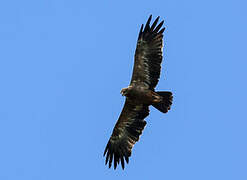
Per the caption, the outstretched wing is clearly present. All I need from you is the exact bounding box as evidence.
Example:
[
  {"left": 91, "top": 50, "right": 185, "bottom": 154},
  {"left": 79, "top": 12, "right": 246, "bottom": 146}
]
[
  {"left": 104, "top": 99, "right": 149, "bottom": 169},
  {"left": 131, "top": 15, "right": 165, "bottom": 90}
]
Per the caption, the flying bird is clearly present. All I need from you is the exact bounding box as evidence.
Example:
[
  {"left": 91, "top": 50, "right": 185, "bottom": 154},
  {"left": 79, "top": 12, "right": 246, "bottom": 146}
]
[{"left": 104, "top": 15, "right": 173, "bottom": 170}]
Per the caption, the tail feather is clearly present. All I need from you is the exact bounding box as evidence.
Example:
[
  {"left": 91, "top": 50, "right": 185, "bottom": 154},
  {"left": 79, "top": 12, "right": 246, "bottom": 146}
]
[{"left": 152, "top": 91, "right": 173, "bottom": 113}]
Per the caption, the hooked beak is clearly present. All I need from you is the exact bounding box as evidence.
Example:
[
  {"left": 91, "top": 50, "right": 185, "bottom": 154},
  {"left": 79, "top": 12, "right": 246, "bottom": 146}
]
[
  {"left": 120, "top": 89, "right": 125, "bottom": 96},
  {"left": 120, "top": 88, "right": 128, "bottom": 96}
]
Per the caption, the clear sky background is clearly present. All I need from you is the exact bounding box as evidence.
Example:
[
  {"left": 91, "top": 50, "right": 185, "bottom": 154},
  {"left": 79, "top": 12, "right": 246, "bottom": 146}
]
[{"left": 0, "top": 0, "right": 246, "bottom": 179}]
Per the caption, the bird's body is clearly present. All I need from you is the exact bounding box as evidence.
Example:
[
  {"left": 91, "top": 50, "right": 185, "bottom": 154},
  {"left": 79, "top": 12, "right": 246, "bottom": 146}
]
[
  {"left": 104, "top": 15, "right": 173, "bottom": 170},
  {"left": 121, "top": 85, "right": 162, "bottom": 104}
]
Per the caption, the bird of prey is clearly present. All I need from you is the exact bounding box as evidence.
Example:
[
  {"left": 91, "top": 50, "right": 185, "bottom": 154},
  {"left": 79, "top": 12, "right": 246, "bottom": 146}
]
[{"left": 104, "top": 15, "right": 173, "bottom": 170}]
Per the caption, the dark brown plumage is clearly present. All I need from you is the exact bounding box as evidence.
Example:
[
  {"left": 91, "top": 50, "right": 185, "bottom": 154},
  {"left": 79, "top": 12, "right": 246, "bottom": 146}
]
[{"left": 104, "top": 15, "right": 173, "bottom": 170}]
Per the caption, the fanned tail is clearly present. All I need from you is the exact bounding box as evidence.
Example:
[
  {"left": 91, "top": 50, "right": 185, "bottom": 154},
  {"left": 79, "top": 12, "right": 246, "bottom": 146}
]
[{"left": 152, "top": 91, "right": 173, "bottom": 113}]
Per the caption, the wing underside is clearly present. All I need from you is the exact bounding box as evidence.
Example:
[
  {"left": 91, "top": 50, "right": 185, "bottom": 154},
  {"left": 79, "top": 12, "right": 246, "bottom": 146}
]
[
  {"left": 104, "top": 99, "right": 149, "bottom": 169},
  {"left": 131, "top": 15, "right": 165, "bottom": 90}
]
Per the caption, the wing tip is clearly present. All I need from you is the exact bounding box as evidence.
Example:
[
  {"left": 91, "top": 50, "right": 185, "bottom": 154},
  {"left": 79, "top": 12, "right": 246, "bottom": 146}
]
[
  {"left": 104, "top": 139, "right": 132, "bottom": 170},
  {"left": 159, "top": 27, "right": 165, "bottom": 34},
  {"left": 103, "top": 144, "right": 108, "bottom": 156},
  {"left": 138, "top": 24, "right": 144, "bottom": 39},
  {"left": 139, "top": 15, "right": 165, "bottom": 40},
  {"left": 143, "top": 15, "right": 152, "bottom": 33}
]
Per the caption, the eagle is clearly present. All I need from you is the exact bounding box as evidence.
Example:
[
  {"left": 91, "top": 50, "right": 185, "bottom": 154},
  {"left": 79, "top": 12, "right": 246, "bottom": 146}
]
[{"left": 104, "top": 15, "right": 173, "bottom": 170}]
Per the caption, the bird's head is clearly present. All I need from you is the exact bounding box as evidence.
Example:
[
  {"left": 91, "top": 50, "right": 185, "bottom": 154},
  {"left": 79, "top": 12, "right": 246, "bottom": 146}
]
[{"left": 120, "top": 86, "right": 132, "bottom": 97}]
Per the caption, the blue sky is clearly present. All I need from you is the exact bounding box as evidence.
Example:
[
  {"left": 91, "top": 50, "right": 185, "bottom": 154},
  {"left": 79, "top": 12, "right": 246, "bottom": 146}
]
[{"left": 0, "top": 0, "right": 246, "bottom": 179}]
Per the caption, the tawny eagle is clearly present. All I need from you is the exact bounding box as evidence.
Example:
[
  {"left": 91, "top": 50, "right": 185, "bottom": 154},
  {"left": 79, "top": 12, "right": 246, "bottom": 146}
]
[{"left": 104, "top": 15, "right": 173, "bottom": 170}]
